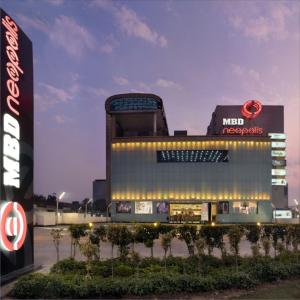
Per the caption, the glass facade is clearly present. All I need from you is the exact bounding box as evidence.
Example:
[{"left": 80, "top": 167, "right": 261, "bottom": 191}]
[
  {"left": 110, "top": 97, "right": 160, "bottom": 111},
  {"left": 157, "top": 150, "right": 229, "bottom": 163}
]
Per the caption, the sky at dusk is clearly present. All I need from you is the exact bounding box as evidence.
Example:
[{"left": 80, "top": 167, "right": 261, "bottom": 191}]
[{"left": 0, "top": 0, "right": 299, "bottom": 204}]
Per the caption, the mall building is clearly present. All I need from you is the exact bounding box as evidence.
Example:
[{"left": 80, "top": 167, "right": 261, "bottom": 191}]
[{"left": 105, "top": 94, "right": 286, "bottom": 223}]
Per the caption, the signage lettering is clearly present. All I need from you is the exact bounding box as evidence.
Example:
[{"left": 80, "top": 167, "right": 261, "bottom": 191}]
[
  {"left": 222, "top": 118, "right": 244, "bottom": 125},
  {"left": 222, "top": 126, "right": 263, "bottom": 136}
]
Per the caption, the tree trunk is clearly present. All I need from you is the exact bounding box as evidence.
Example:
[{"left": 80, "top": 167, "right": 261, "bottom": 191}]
[
  {"left": 70, "top": 238, "right": 73, "bottom": 258},
  {"left": 56, "top": 246, "right": 59, "bottom": 263},
  {"left": 151, "top": 246, "right": 153, "bottom": 258}
]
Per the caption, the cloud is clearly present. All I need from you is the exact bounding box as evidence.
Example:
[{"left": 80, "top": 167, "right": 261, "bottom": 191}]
[
  {"left": 36, "top": 81, "right": 109, "bottom": 112},
  {"left": 17, "top": 14, "right": 49, "bottom": 34},
  {"left": 85, "top": 87, "right": 110, "bottom": 98},
  {"left": 92, "top": 1, "right": 168, "bottom": 47},
  {"left": 54, "top": 115, "right": 69, "bottom": 124},
  {"left": 17, "top": 14, "right": 99, "bottom": 58},
  {"left": 223, "top": 1, "right": 298, "bottom": 41},
  {"left": 46, "top": 0, "right": 64, "bottom": 5},
  {"left": 231, "top": 64, "right": 244, "bottom": 76},
  {"left": 115, "top": 6, "right": 168, "bottom": 47},
  {"left": 35, "top": 83, "right": 72, "bottom": 112},
  {"left": 49, "top": 16, "right": 97, "bottom": 58},
  {"left": 40, "top": 83, "right": 72, "bottom": 103},
  {"left": 156, "top": 78, "right": 181, "bottom": 89},
  {"left": 113, "top": 76, "right": 129, "bottom": 86}
]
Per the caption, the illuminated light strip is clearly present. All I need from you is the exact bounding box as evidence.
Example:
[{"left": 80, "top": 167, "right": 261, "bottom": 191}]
[
  {"left": 112, "top": 193, "right": 271, "bottom": 201},
  {"left": 112, "top": 140, "right": 266, "bottom": 150}
]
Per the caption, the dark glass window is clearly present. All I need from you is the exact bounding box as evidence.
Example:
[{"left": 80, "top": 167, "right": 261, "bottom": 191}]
[
  {"left": 157, "top": 150, "right": 229, "bottom": 163},
  {"left": 110, "top": 98, "right": 160, "bottom": 111},
  {"left": 217, "top": 202, "right": 229, "bottom": 214}
]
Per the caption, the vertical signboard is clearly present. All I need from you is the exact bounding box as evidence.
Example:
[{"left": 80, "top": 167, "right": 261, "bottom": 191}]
[{"left": 0, "top": 9, "right": 34, "bottom": 283}]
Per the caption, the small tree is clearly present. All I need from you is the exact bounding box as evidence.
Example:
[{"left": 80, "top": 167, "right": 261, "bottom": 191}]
[
  {"left": 271, "top": 225, "right": 286, "bottom": 257},
  {"left": 107, "top": 225, "right": 119, "bottom": 259},
  {"left": 200, "top": 226, "right": 227, "bottom": 257},
  {"left": 135, "top": 224, "right": 159, "bottom": 257},
  {"left": 161, "top": 232, "right": 172, "bottom": 273},
  {"left": 177, "top": 225, "right": 197, "bottom": 256},
  {"left": 262, "top": 237, "right": 271, "bottom": 256},
  {"left": 116, "top": 225, "right": 132, "bottom": 259},
  {"left": 107, "top": 225, "right": 120, "bottom": 278},
  {"left": 228, "top": 225, "right": 244, "bottom": 272},
  {"left": 79, "top": 239, "right": 98, "bottom": 279},
  {"left": 291, "top": 225, "right": 300, "bottom": 253},
  {"left": 50, "top": 228, "right": 63, "bottom": 263},
  {"left": 89, "top": 225, "right": 106, "bottom": 260},
  {"left": 161, "top": 233, "right": 172, "bottom": 259},
  {"left": 195, "top": 235, "right": 206, "bottom": 275},
  {"left": 245, "top": 225, "right": 261, "bottom": 257},
  {"left": 68, "top": 224, "right": 87, "bottom": 258}
]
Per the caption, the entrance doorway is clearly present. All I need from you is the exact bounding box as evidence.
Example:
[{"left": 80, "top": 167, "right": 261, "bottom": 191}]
[{"left": 169, "top": 203, "right": 201, "bottom": 223}]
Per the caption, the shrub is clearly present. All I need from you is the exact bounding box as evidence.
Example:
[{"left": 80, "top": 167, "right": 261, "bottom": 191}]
[
  {"left": 114, "top": 264, "right": 134, "bottom": 277},
  {"left": 50, "top": 258, "right": 85, "bottom": 274}
]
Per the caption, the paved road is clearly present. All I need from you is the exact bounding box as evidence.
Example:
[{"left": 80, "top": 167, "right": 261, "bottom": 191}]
[{"left": 34, "top": 226, "right": 262, "bottom": 272}]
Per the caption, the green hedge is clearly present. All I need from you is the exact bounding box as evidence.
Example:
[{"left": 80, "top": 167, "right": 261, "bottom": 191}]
[{"left": 12, "top": 258, "right": 300, "bottom": 298}]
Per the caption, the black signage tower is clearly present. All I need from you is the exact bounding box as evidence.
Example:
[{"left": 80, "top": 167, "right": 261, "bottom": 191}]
[{"left": 0, "top": 8, "right": 34, "bottom": 283}]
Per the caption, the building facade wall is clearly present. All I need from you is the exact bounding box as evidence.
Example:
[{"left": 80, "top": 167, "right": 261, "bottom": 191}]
[{"left": 110, "top": 138, "right": 272, "bottom": 223}]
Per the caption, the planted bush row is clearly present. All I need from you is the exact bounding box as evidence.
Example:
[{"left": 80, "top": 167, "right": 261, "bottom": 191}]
[{"left": 12, "top": 259, "right": 300, "bottom": 299}]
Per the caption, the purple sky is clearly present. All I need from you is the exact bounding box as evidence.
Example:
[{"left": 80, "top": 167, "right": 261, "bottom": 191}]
[{"left": 0, "top": 0, "right": 299, "bottom": 204}]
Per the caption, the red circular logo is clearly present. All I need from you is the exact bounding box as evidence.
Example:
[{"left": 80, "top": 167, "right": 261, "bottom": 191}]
[
  {"left": 0, "top": 202, "right": 27, "bottom": 251},
  {"left": 241, "top": 100, "right": 262, "bottom": 119}
]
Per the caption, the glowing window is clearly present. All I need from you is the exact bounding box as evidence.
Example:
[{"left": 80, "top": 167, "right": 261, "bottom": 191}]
[{"left": 157, "top": 150, "right": 229, "bottom": 163}]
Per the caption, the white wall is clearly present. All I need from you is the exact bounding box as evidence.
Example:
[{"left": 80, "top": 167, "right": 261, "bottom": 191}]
[{"left": 34, "top": 210, "right": 109, "bottom": 226}]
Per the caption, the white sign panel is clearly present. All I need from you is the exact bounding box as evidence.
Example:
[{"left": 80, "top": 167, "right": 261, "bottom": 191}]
[
  {"left": 272, "top": 178, "right": 287, "bottom": 186},
  {"left": 273, "top": 210, "right": 292, "bottom": 219},
  {"left": 201, "top": 203, "right": 209, "bottom": 221},
  {"left": 135, "top": 201, "right": 153, "bottom": 214},
  {"left": 272, "top": 169, "right": 286, "bottom": 176},
  {"left": 272, "top": 150, "right": 286, "bottom": 157},
  {"left": 271, "top": 142, "right": 286, "bottom": 149},
  {"left": 272, "top": 160, "right": 286, "bottom": 167},
  {"left": 268, "top": 133, "right": 286, "bottom": 140}
]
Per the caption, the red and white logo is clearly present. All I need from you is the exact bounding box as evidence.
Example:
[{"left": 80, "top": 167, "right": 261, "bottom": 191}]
[
  {"left": 0, "top": 201, "right": 27, "bottom": 251},
  {"left": 241, "top": 100, "right": 262, "bottom": 119}
]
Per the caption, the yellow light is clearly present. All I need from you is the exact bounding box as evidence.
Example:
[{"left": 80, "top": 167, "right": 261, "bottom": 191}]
[
  {"left": 211, "top": 222, "right": 216, "bottom": 226},
  {"left": 257, "top": 222, "right": 261, "bottom": 226},
  {"left": 89, "top": 222, "right": 93, "bottom": 228},
  {"left": 153, "top": 222, "right": 158, "bottom": 227}
]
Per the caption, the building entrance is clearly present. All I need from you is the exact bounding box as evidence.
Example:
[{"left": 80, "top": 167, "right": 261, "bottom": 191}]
[{"left": 169, "top": 203, "right": 202, "bottom": 223}]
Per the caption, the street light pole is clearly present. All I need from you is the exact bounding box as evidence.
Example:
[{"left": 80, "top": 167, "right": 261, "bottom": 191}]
[
  {"left": 56, "top": 192, "right": 65, "bottom": 226},
  {"left": 85, "top": 198, "right": 93, "bottom": 218}
]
